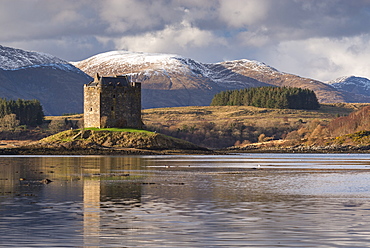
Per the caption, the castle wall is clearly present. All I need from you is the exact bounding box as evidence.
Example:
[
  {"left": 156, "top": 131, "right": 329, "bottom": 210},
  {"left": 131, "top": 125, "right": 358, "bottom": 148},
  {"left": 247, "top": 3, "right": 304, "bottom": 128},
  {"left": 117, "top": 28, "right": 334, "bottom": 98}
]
[
  {"left": 84, "top": 76, "right": 142, "bottom": 129},
  {"left": 84, "top": 85, "right": 101, "bottom": 128},
  {"left": 100, "top": 83, "right": 142, "bottom": 128}
]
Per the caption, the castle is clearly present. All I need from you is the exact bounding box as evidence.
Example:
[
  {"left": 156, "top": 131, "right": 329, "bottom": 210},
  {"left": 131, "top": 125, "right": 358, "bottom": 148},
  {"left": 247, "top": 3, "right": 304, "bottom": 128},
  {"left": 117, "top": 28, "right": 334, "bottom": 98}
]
[{"left": 84, "top": 73, "right": 142, "bottom": 129}]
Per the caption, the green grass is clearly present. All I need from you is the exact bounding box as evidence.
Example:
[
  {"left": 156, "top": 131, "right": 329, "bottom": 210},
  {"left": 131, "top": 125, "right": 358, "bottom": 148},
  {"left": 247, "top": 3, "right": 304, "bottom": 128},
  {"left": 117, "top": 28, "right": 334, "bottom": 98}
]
[{"left": 84, "top": 127, "right": 153, "bottom": 133}]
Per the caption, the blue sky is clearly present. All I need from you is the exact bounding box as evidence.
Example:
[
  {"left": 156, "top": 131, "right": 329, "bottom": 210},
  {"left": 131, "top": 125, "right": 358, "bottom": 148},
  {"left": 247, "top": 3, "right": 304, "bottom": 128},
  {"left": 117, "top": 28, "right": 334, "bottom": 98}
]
[{"left": 1, "top": 0, "right": 370, "bottom": 81}]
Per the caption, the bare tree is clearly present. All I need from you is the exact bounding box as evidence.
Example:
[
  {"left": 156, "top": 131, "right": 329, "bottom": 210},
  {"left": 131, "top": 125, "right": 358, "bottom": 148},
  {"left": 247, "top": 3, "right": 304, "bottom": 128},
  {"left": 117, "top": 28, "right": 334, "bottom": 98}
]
[
  {"left": 0, "top": 114, "right": 20, "bottom": 130},
  {"left": 48, "top": 119, "right": 66, "bottom": 133}
]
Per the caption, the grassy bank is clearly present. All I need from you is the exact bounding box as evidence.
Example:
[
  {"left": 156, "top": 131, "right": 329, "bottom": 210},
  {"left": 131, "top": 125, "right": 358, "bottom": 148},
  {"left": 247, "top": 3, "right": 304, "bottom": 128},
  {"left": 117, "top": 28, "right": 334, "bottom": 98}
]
[
  {"left": 38, "top": 128, "right": 207, "bottom": 151},
  {"left": 142, "top": 103, "right": 369, "bottom": 148}
]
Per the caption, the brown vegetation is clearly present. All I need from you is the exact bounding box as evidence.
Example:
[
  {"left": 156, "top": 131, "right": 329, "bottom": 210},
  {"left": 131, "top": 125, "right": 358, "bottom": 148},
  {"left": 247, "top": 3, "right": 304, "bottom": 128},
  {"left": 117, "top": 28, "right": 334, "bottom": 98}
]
[
  {"left": 0, "top": 114, "right": 83, "bottom": 141},
  {"left": 253, "top": 104, "right": 370, "bottom": 148},
  {"left": 1, "top": 103, "right": 369, "bottom": 151},
  {"left": 142, "top": 103, "right": 366, "bottom": 148}
]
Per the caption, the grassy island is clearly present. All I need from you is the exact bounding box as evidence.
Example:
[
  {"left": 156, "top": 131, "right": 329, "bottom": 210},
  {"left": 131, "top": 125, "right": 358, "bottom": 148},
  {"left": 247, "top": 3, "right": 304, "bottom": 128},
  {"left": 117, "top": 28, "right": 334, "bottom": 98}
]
[{"left": 17, "top": 128, "right": 209, "bottom": 155}]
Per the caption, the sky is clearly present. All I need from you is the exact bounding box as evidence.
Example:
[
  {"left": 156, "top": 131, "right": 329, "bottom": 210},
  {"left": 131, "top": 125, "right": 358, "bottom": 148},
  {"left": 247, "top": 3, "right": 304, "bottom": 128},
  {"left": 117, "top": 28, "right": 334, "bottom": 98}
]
[{"left": 1, "top": 0, "right": 370, "bottom": 82}]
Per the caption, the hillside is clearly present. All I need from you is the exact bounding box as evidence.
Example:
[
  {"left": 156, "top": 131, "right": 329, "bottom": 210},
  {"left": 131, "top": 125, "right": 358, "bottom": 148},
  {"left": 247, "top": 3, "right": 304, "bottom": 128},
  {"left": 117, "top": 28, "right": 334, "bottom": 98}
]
[
  {"left": 44, "top": 103, "right": 366, "bottom": 149},
  {"left": 0, "top": 45, "right": 92, "bottom": 115},
  {"left": 237, "top": 104, "right": 370, "bottom": 152},
  {"left": 73, "top": 51, "right": 370, "bottom": 109},
  {"left": 212, "top": 60, "right": 348, "bottom": 102},
  {"left": 141, "top": 104, "right": 367, "bottom": 148},
  {"left": 0, "top": 104, "right": 367, "bottom": 151}
]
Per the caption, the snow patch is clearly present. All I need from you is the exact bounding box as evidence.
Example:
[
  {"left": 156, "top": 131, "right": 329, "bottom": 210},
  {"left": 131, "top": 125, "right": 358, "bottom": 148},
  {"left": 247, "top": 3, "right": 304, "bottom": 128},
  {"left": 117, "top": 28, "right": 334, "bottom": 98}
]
[
  {"left": 325, "top": 75, "right": 370, "bottom": 93},
  {"left": 221, "top": 59, "right": 282, "bottom": 74},
  {"left": 74, "top": 50, "right": 212, "bottom": 77},
  {"left": 0, "top": 45, "right": 73, "bottom": 71}
]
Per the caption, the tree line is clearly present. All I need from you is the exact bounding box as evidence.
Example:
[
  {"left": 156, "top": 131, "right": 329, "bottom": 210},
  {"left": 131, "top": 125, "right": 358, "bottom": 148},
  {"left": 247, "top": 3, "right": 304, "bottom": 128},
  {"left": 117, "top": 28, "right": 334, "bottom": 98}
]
[
  {"left": 211, "top": 86, "right": 320, "bottom": 110},
  {"left": 0, "top": 98, "right": 44, "bottom": 126}
]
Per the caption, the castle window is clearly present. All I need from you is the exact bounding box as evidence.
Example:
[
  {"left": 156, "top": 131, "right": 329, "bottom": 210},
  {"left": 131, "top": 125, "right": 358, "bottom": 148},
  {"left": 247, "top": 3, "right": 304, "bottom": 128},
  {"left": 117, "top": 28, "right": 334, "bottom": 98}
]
[
  {"left": 90, "top": 108, "right": 93, "bottom": 111},
  {"left": 111, "top": 106, "right": 114, "bottom": 111},
  {"left": 113, "top": 94, "right": 116, "bottom": 98}
]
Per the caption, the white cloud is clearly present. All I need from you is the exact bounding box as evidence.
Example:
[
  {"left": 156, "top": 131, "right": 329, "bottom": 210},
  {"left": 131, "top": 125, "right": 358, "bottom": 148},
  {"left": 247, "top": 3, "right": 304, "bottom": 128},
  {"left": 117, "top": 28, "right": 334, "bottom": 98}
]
[
  {"left": 218, "top": 0, "right": 269, "bottom": 27},
  {"left": 0, "top": 0, "right": 98, "bottom": 40},
  {"left": 113, "top": 21, "right": 225, "bottom": 55},
  {"left": 1, "top": 0, "right": 370, "bottom": 81},
  {"left": 98, "top": 0, "right": 182, "bottom": 34},
  {"left": 265, "top": 35, "right": 370, "bottom": 81}
]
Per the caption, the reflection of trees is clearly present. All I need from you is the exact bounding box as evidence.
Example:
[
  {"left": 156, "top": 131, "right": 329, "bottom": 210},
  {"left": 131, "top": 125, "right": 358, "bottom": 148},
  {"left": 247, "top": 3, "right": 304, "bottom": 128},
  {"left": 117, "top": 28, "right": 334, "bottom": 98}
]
[{"left": 0, "top": 157, "right": 50, "bottom": 196}]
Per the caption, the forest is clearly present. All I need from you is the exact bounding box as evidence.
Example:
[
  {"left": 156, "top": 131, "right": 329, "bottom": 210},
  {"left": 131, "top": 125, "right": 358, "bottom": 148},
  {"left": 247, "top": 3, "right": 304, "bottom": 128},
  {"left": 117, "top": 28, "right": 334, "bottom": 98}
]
[
  {"left": 211, "top": 86, "right": 320, "bottom": 110},
  {"left": 0, "top": 98, "right": 44, "bottom": 127}
]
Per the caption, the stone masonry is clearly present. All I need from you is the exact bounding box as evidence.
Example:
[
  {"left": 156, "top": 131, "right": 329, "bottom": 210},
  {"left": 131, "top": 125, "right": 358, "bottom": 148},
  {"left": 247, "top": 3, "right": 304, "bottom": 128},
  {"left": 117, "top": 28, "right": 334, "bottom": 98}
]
[{"left": 84, "top": 73, "right": 142, "bottom": 129}]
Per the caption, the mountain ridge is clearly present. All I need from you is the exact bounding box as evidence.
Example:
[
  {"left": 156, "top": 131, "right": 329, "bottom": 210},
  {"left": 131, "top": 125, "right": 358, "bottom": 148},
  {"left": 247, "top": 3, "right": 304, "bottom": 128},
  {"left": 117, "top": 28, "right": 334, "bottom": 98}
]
[
  {"left": 0, "top": 45, "right": 92, "bottom": 115},
  {"left": 73, "top": 50, "right": 370, "bottom": 107},
  {"left": 0, "top": 45, "right": 369, "bottom": 115},
  {"left": 73, "top": 51, "right": 271, "bottom": 108},
  {"left": 326, "top": 76, "right": 370, "bottom": 96}
]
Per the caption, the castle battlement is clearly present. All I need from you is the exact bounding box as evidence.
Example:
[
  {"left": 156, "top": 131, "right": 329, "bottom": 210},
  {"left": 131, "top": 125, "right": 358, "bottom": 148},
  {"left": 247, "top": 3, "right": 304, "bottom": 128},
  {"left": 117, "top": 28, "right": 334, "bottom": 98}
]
[{"left": 84, "top": 73, "right": 142, "bottom": 129}]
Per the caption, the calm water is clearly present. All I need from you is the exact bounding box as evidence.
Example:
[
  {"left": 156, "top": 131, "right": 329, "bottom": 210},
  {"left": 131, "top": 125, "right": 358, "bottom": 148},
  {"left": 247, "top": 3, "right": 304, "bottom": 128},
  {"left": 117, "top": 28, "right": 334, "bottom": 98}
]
[{"left": 1, "top": 154, "right": 370, "bottom": 247}]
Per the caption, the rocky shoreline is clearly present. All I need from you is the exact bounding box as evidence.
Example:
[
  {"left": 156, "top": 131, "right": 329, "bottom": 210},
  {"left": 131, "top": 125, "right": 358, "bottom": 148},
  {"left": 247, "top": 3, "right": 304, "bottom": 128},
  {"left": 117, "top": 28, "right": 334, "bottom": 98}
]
[
  {"left": 1, "top": 129, "right": 370, "bottom": 155},
  {"left": 1, "top": 143, "right": 370, "bottom": 155},
  {"left": 226, "top": 144, "right": 370, "bottom": 153},
  {"left": 0, "top": 129, "right": 216, "bottom": 155},
  {"left": 0, "top": 146, "right": 219, "bottom": 155}
]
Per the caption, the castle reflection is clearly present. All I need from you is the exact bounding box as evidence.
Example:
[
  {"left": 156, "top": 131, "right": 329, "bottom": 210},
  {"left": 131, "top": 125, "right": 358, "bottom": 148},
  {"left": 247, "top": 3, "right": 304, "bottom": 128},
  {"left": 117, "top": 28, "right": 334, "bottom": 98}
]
[{"left": 0, "top": 156, "right": 148, "bottom": 247}]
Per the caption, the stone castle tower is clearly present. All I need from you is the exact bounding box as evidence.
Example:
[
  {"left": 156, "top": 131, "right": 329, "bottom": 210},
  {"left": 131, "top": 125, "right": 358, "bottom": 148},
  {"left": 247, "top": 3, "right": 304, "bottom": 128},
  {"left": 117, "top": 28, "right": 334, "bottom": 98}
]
[{"left": 84, "top": 73, "right": 142, "bottom": 129}]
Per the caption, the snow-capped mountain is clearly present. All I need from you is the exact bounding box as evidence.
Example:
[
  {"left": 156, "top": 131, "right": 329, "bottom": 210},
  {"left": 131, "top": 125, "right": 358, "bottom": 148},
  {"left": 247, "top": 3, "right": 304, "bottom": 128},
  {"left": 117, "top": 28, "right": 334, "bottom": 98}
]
[
  {"left": 1, "top": 45, "right": 368, "bottom": 115},
  {"left": 74, "top": 50, "right": 370, "bottom": 108},
  {"left": 73, "top": 51, "right": 205, "bottom": 75},
  {"left": 326, "top": 76, "right": 370, "bottom": 97},
  {"left": 0, "top": 45, "right": 91, "bottom": 115},
  {"left": 73, "top": 51, "right": 270, "bottom": 108},
  {"left": 0, "top": 45, "right": 81, "bottom": 72}
]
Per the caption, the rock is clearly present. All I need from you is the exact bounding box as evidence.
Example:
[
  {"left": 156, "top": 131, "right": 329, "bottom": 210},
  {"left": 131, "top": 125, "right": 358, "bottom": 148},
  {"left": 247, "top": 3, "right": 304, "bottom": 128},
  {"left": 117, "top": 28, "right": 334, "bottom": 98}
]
[{"left": 40, "top": 179, "right": 53, "bottom": 184}]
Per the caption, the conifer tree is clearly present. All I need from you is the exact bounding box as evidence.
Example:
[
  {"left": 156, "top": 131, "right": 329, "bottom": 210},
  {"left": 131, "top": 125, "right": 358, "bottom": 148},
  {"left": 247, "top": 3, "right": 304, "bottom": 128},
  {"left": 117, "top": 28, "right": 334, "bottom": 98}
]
[
  {"left": 211, "top": 86, "right": 320, "bottom": 110},
  {"left": 0, "top": 98, "right": 44, "bottom": 126}
]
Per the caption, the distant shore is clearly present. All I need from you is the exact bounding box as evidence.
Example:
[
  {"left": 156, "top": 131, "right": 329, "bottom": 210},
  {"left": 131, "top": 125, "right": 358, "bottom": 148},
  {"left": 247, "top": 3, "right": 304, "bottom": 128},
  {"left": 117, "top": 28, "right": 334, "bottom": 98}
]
[
  {"left": 0, "top": 146, "right": 218, "bottom": 156},
  {"left": 1, "top": 144, "right": 370, "bottom": 155},
  {"left": 225, "top": 144, "right": 370, "bottom": 153}
]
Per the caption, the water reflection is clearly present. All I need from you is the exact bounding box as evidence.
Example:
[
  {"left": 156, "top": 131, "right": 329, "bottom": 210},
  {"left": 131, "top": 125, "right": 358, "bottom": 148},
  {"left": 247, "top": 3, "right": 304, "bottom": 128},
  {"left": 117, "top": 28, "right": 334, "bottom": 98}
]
[
  {"left": 84, "top": 179, "right": 100, "bottom": 248},
  {"left": 1, "top": 154, "right": 370, "bottom": 247}
]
